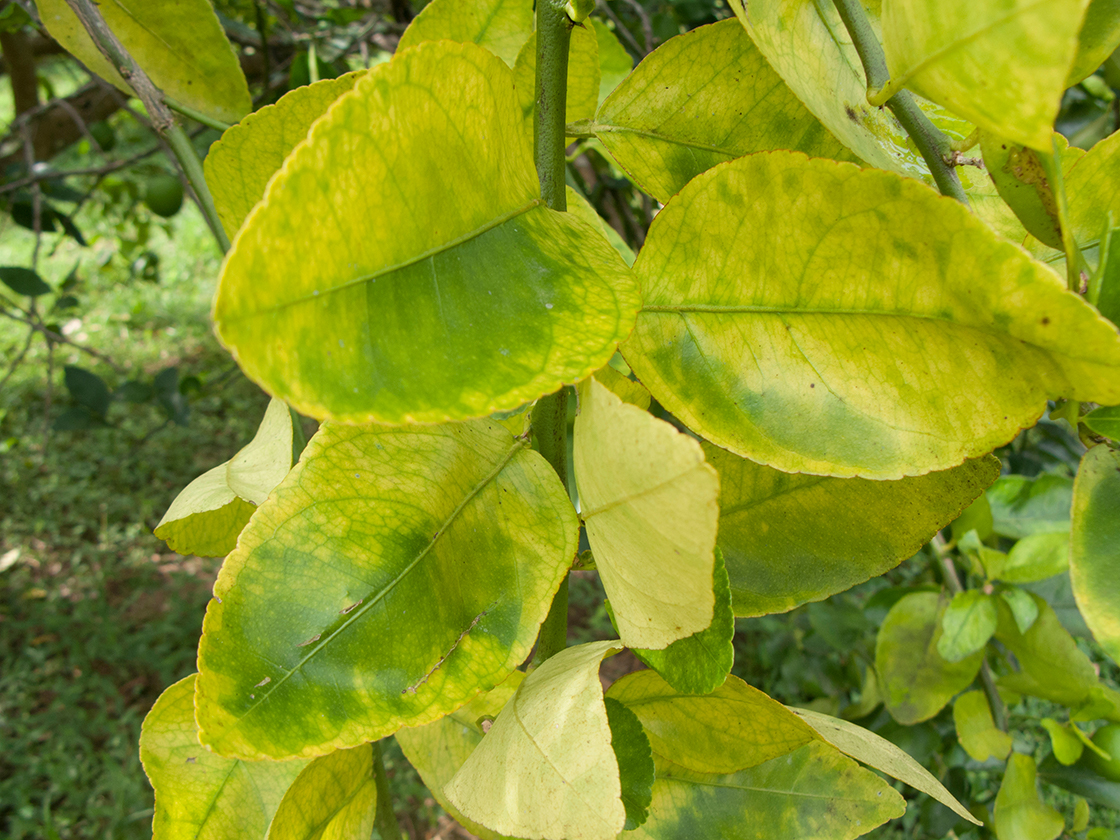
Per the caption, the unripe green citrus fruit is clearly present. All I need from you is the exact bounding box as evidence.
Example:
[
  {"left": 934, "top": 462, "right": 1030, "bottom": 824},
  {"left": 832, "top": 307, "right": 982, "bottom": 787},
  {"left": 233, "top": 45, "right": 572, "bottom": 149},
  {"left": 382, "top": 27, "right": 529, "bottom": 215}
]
[
  {"left": 1085, "top": 723, "right": 1120, "bottom": 781},
  {"left": 144, "top": 174, "right": 184, "bottom": 218}
]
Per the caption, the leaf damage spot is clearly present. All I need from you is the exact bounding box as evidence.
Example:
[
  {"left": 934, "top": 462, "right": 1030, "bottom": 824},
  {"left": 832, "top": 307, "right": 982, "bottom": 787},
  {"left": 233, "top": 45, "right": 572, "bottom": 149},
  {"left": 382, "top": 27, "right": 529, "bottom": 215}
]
[
  {"left": 255, "top": 676, "right": 271, "bottom": 687},
  {"left": 340, "top": 599, "right": 364, "bottom": 615},
  {"left": 402, "top": 605, "right": 493, "bottom": 695},
  {"left": 296, "top": 633, "right": 322, "bottom": 647}
]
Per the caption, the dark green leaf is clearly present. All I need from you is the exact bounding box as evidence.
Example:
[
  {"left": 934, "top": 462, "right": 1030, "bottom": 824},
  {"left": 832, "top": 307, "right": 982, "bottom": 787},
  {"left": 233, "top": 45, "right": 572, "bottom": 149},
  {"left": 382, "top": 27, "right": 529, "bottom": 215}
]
[
  {"left": 0, "top": 266, "right": 51, "bottom": 297},
  {"left": 1040, "top": 753, "right": 1120, "bottom": 810},
  {"left": 63, "top": 365, "right": 111, "bottom": 418},
  {"left": 604, "top": 697, "right": 654, "bottom": 830},
  {"left": 52, "top": 406, "right": 108, "bottom": 431}
]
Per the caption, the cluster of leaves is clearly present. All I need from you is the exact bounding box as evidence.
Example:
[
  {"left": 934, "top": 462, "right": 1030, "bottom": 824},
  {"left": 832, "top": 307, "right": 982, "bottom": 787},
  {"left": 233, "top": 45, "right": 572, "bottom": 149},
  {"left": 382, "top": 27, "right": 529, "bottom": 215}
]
[{"left": 24, "top": 0, "right": 1120, "bottom": 838}]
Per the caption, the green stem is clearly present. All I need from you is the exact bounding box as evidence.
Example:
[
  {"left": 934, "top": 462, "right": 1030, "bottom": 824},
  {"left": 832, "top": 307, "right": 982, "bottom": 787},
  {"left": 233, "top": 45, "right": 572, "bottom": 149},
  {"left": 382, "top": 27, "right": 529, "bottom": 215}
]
[
  {"left": 534, "top": 0, "right": 572, "bottom": 211},
  {"left": 831, "top": 0, "right": 969, "bottom": 205},
  {"left": 163, "top": 96, "right": 232, "bottom": 132},
  {"left": 372, "top": 741, "right": 404, "bottom": 840},
  {"left": 63, "top": 0, "right": 230, "bottom": 253},
  {"left": 528, "top": 1, "right": 575, "bottom": 666}
]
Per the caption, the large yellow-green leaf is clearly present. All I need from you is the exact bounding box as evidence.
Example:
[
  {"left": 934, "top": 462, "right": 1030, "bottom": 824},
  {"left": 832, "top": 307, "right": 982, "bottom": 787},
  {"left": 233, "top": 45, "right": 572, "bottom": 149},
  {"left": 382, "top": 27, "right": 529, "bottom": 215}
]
[
  {"left": 395, "top": 674, "right": 525, "bottom": 840},
  {"left": 196, "top": 418, "right": 578, "bottom": 760},
  {"left": 513, "top": 24, "right": 600, "bottom": 128},
  {"left": 876, "top": 592, "right": 984, "bottom": 725},
  {"left": 1066, "top": 129, "right": 1120, "bottom": 253},
  {"left": 445, "top": 641, "right": 627, "bottom": 840},
  {"left": 993, "top": 753, "right": 1065, "bottom": 840},
  {"left": 215, "top": 41, "right": 638, "bottom": 425},
  {"left": 140, "top": 676, "right": 309, "bottom": 840},
  {"left": 35, "top": 0, "right": 250, "bottom": 125},
  {"left": 606, "top": 670, "right": 818, "bottom": 774},
  {"left": 205, "top": 74, "right": 363, "bottom": 239},
  {"left": 623, "top": 743, "right": 905, "bottom": 840},
  {"left": 794, "top": 708, "right": 980, "bottom": 825},
  {"left": 725, "top": 0, "right": 1021, "bottom": 242},
  {"left": 589, "top": 19, "right": 855, "bottom": 204},
  {"left": 573, "top": 376, "right": 718, "bottom": 648},
  {"left": 1068, "top": 0, "right": 1120, "bottom": 84},
  {"left": 953, "top": 690, "right": 1013, "bottom": 763},
  {"left": 1071, "top": 445, "right": 1120, "bottom": 665},
  {"left": 155, "top": 398, "right": 294, "bottom": 558},
  {"left": 709, "top": 443, "right": 998, "bottom": 616},
  {"left": 881, "top": 0, "right": 1089, "bottom": 150},
  {"left": 995, "top": 593, "right": 1099, "bottom": 705},
  {"left": 396, "top": 0, "right": 532, "bottom": 67},
  {"left": 266, "top": 745, "right": 376, "bottom": 840},
  {"left": 622, "top": 153, "right": 1120, "bottom": 478}
]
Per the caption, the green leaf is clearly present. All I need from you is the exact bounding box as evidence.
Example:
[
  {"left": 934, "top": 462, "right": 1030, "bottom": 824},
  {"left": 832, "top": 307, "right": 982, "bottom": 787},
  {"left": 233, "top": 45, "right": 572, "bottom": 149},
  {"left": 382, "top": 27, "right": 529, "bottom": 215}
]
[
  {"left": 603, "top": 697, "right": 655, "bottom": 830},
  {"left": 1000, "top": 587, "right": 1041, "bottom": 634},
  {"left": 628, "top": 547, "right": 734, "bottom": 694},
  {"left": 622, "top": 742, "right": 905, "bottom": 840},
  {"left": 215, "top": 42, "right": 638, "bottom": 425},
  {"left": 952, "top": 493, "right": 994, "bottom": 543},
  {"left": 606, "top": 670, "right": 818, "bottom": 775},
  {"left": 877, "top": 592, "right": 984, "bottom": 725},
  {"left": 1041, "top": 718, "right": 1086, "bottom": 765},
  {"left": 140, "top": 675, "right": 309, "bottom": 840},
  {"left": 565, "top": 186, "right": 635, "bottom": 267},
  {"left": 1072, "top": 684, "right": 1120, "bottom": 723},
  {"left": 445, "top": 641, "right": 626, "bottom": 840},
  {"left": 794, "top": 707, "right": 981, "bottom": 826},
  {"left": 953, "top": 690, "right": 1013, "bottom": 762},
  {"left": 589, "top": 19, "right": 632, "bottom": 104},
  {"left": 196, "top": 418, "right": 578, "bottom": 760},
  {"left": 396, "top": 0, "right": 532, "bottom": 66},
  {"left": 1067, "top": 0, "right": 1120, "bottom": 84},
  {"left": 881, "top": 0, "right": 1088, "bottom": 150},
  {"left": 395, "top": 673, "right": 525, "bottom": 840},
  {"left": 938, "top": 591, "right": 998, "bottom": 663},
  {"left": 592, "top": 363, "right": 649, "bottom": 409},
  {"left": 35, "top": 0, "right": 250, "bottom": 125},
  {"left": 711, "top": 443, "right": 998, "bottom": 616},
  {"left": 0, "top": 266, "right": 51, "bottom": 297},
  {"left": 1070, "top": 445, "right": 1120, "bottom": 664},
  {"left": 265, "top": 745, "right": 376, "bottom": 840},
  {"left": 155, "top": 398, "right": 294, "bottom": 558},
  {"left": 1064, "top": 129, "right": 1120, "bottom": 255},
  {"left": 994, "top": 593, "right": 1098, "bottom": 705},
  {"left": 988, "top": 532, "right": 1070, "bottom": 583},
  {"left": 590, "top": 19, "right": 854, "bottom": 204},
  {"left": 725, "top": 0, "right": 1017, "bottom": 240},
  {"left": 514, "top": 24, "right": 600, "bottom": 128},
  {"left": 1039, "top": 753, "right": 1120, "bottom": 809},
  {"left": 63, "top": 365, "right": 110, "bottom": 418},
  {"left": 1073, "top": 795, "right": 1091, "bottom": 832},
  {"left": 993, "top": 753, "right": 1065, "bottom": 840},
  {"left": 1084, "top": 405, "right": 1120, "bottom": 440},
  {"left": 573, "top": 376, "right": 718, "bottom": 649},
  {"left": 205, "top": 73, "right": 363, "bottom": 239},
  {"left": 987, "top": 473, "right": 1074, "bottom": 539},
  {"left": 623, "top": 152, "right": 1120, "bottom": 478}
]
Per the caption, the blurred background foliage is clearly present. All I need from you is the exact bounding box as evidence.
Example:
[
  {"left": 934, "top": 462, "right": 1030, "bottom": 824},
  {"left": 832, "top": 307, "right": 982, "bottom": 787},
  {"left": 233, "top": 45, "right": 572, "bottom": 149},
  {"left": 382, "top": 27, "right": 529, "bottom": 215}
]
[{"left": 1, "top": 0, "right": 1118, "bottom": 838}]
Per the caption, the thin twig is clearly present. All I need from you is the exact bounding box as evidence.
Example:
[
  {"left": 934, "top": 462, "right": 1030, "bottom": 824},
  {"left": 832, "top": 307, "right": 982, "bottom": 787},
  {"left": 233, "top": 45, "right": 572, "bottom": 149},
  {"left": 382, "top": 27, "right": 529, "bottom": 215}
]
[
  {"left": 595, "top": 1, "right": 644, "bottom": 57},
  {"left": 0, "top": 308, "right": 125, "bottom": 374},
  {"left": 42, "top": 335, "right": 54, "bottom": 451},
  {"left": 0, "top": 328, "right": 36, "bottom": 391},
  {"left": 20, "top": 121, "right": 43, "bottom": 267},
  {"left": 617, "top": 0, "right": 653, "bottom": 53},
  {"left": 0, "top": 144, "right": 163, "bottom": 196}
]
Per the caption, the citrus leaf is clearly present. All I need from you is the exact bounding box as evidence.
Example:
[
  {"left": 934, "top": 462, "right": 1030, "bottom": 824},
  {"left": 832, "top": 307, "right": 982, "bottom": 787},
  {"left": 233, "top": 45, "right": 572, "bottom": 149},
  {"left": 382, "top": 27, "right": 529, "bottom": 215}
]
[
  {"left": 993, "top": 753, "right": 1065, "bottom": 840},
  {"left": 1068, "top": 0, "right": 1120, "bottom": 83},
  {"left": 623, "top": 742, "right": 905, "bottom": 840},
  {"left": 566, "top": 186, "right": 635, "bottom": 267},
  {"left": 0, "top": 266, "right": 50, "bottom": 297},
  {"left": 628, "top": 547, "right": 734, "bottom": 694},
  {"left": 876, "top": 592, "right": 984, "bottom": 725},
  {"left": 573, "top": 376, "right": 718, "bottom": 649},
  {"left": 606, "top": 670, "right": 818, "bottom": 775},
  {"left": 514, "top": 24, "right": 600, "bottom": 128},
  {"left": 622, "top": 152, "right": 1120, "bottom": 478},
  {"left": 709, "top": 443, "right": 998, "bottom": 616},
  {"left": 445, "top": 641, "right": 626, "bottom": 840},
  {"left": 1039, "top": 753, "right": 1120, "bottom": 809},
  {"left": 265, "top": 745, "right": 376, "bottom": 840},
  {"left": 1000, "top": 587, "right": 1041, "bottom": 634},
  {"left": 603, "top": 697, "right": 655, "bottom": 830},
  {"left": 994, "top": 593, "right": 1098, "bottom": 705},
  {"left": 988, "top": 532, "right": 1070, "bottom": 583},
  {"left": 725, "top": 0, "right": 1021, "bottom": 242},
  {"left": 205, "top": 73, "right": 363, "bottom": 239},
  {"left": 592, "top": 363, "right": 649, "bottom": 408},
  {"left": 155, "top": 398, "right": 294, "bottom": 558},
  {"left": 938, "top": 591, "right": 998, "bottom": 663},
  {"left": 140, "top": 675, "right": 309, "bottom": 840},
  {"left": 397, "top": 0, "right": 532, "bottom": 67},
  {"left": 590, "top": 19, "right": 854, "bottom": 204},
  {"left": 1084, "top": 405, "right": 1120, "bottom": 440},
  {"left": 881, "top": 0, "right": 1088, "bottom": 150},
  {"left": 215, "top": 42, "right": 637, "bottom": 425},
  {"left": 63, "top": 365, "right": 110, "bottom": 418},
  {"left": 35, "top": 0, "right": 250, "bottom": 125},
  {"left": 794, "top": 707, "right": 981, "bottom": 825},
  {"left": 987, "top": 473, "right": 1074, "bottom": 538},
  {"left": 953, "top": 690, "right": 1013, "bottom": 763},
  {"left": 196, "top": 418, "right": 578, "bottom": 760},
  {"left": 1041, "top": 718, "right": 1086, "bottom": 766},
  {"left": 589, "top": 18, "right": 633, "bottom": 104},
  {"left": 1070, "top": 445, "right": 1120, "bottom": 665},
  {"left": 395, "top": 674, "right": 525, "bottom": 840}
]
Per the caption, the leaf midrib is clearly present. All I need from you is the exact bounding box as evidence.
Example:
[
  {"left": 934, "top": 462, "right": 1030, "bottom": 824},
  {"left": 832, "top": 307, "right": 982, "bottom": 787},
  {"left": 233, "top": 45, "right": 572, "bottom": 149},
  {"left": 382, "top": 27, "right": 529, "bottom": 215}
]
[
  {"left": 588, "top": 122, "right": 736, "bottom": 157},
  {"left": 222, "top": 199, "right": 543, "bottom": 322}
]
